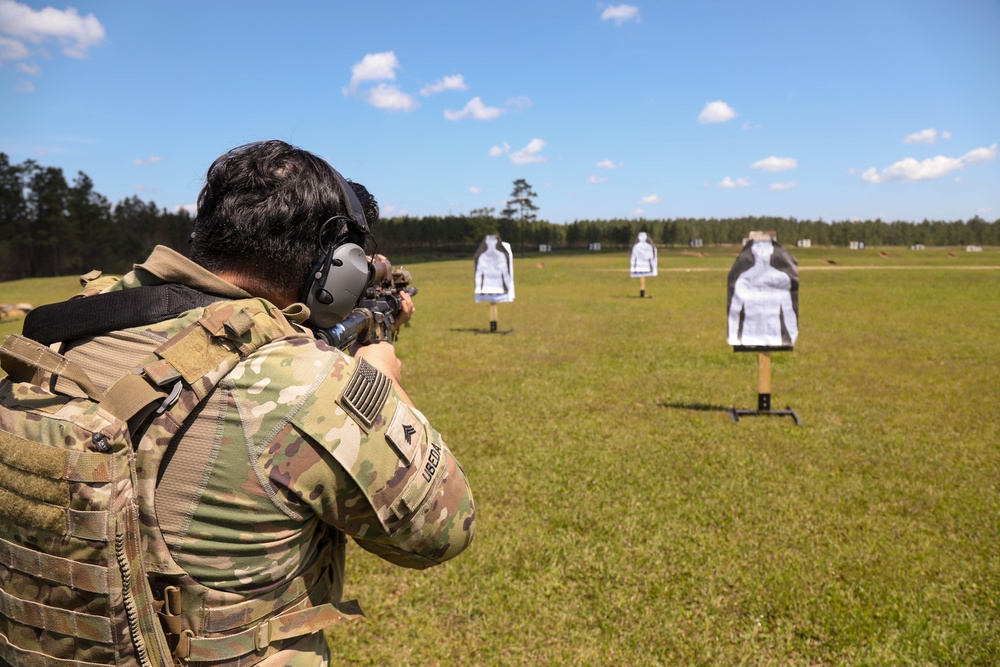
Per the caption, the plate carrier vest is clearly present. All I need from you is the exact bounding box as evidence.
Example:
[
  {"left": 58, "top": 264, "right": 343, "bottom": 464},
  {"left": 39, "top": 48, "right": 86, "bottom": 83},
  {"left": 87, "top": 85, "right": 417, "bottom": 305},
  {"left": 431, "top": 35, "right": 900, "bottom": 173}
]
[{"left": 0, "top": 282, "right": 363, "bottom": 666}]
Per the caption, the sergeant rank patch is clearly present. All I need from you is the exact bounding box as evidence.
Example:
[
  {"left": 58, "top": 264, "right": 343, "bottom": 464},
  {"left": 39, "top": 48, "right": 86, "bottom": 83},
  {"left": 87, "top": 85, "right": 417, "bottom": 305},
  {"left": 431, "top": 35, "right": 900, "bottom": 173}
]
[
  {"left": 386, "top": 402, "right": 424, "bottom": 465},
  {"left": 338, "top": 358, "right": 391, "bottom": 431}
]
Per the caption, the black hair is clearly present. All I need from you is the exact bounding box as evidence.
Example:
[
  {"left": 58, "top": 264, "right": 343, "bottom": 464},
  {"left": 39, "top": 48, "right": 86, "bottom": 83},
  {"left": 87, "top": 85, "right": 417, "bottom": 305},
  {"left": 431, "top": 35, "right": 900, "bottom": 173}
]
[
  {"left": 190, "top": 140, "right": 368, "bottom": 298},
  {"left": 349, "top": 181, "right": 380, "bottom": 228}
]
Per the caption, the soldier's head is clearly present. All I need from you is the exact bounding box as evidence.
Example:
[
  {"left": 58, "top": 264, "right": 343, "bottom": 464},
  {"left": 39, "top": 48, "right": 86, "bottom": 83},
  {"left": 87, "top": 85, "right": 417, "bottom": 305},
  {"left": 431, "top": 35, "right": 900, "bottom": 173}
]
[{"left": 190, "top": 140, "right": 370, "bottom": 306}]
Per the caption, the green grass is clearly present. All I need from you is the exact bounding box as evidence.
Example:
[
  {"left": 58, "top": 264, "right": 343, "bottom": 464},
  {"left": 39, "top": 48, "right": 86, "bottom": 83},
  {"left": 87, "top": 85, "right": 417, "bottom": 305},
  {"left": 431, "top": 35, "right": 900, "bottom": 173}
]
[
  {"left": 2, "top": 247, "right": 998, "bottom": 665},
  {"left": 338, "top": 246, "right": 1000, "bottom": 666}
]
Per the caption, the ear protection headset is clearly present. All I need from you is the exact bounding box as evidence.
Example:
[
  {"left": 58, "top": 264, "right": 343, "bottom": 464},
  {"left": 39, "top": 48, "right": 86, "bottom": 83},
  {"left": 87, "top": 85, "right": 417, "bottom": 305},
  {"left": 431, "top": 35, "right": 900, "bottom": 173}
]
[{"left": 301, "top": 169, "right": 372, "bottom": 329}]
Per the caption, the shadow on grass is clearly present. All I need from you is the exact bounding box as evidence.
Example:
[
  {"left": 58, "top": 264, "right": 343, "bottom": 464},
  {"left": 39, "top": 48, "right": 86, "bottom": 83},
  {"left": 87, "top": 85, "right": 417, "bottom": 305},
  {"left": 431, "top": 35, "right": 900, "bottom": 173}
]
[
  {"left": 657, "top": 401, "right": 731, "bottom": 413},
  {"left": 448, "top": 327, "right": 515, "bottom": 336}
]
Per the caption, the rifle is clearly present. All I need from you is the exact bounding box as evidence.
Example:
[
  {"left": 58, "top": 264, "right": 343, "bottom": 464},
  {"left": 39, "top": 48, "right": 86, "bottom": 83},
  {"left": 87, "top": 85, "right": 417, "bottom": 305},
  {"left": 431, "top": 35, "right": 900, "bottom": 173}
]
[{"left": 315, "top": 255, "right": 417, "bottom": 349}]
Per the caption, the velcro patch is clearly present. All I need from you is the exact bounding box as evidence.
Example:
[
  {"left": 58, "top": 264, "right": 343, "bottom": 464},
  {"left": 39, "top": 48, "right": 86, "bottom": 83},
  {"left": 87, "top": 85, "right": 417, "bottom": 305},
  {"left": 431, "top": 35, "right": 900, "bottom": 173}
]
[
  {"left": 385, "top": 402, "right": 424, "bottom": 466},
  {"left": 337, "top": 358, "right": 391, "bottom": 432}
]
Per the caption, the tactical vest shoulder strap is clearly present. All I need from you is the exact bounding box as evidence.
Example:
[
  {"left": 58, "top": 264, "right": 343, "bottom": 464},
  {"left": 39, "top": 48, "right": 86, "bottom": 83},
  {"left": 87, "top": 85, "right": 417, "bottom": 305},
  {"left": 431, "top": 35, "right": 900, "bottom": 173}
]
[
  {"left": 3, "top": 297, "right": 307, "bottom": 435},
  {"left": 23, "top": 284, "right": 228, "bottom": 346}
]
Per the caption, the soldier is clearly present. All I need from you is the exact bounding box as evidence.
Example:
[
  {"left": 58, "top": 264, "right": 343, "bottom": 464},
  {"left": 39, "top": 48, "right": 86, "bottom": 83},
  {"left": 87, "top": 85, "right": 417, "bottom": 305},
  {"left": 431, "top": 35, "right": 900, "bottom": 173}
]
[{"left": 49, "top": 140, "right": 476, "bottom": 665}]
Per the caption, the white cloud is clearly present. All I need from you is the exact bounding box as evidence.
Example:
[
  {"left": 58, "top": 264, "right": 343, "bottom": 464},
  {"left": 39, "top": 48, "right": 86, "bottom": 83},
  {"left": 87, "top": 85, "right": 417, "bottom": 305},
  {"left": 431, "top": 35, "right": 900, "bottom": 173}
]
[
  {"left": 742, "top": 121, "right": 761, "bottom": 130},
  {"left": 719, "top": 177, "right": 749, "bottom": 188},
  {"left": 596, "top": 159, "right": 623, "bottom": 169},
  {"left": 468, "top": 186, "right": 481, "bottom": 194},
  {"left": 0, "top": 1, "right": 105, "bottom": 58},
  {"left": 15, "top": 60, "right": 38, "bottom": 74},
  {"left": 862, "top": 144, "right": 997, "bottom": 184},
  {"left": 489, "top": 142, "right": 510, "bottom": 157},
  {"left": 633, "top": 208, "right": 645, "bottom": 216},
  {"left": 509, "top": 138, "right": 547, "bottom": 165},
  {"left": 961, "top": 144, "right": 996, "bottom": 164},
  {"left": 366, "top": 83, "right": 419, "bottom": 111},
  {"left": 697, "top": 100, "right": 736, "bottom": 124},
  {"left": 640, "top": 194, "right": 660, "bottom": 204},
  {"left": 587, "top": 175, "right": 608, "bottom": 184},
  {"left": 505, "top": 95, "right": 532, "bottom": 113},
  {"left": 942, "top": 130, "right": 952, "bottom": 140},
  {"left": 381, "top": 202, "right": 407, "bottom": 217},
  {"left": 770, "top": 181, "right": 797, "bottom": 191},
  {"left": 751, "top": 156, "right": 798, "bottom": 172},
  {"left": 134, "top": 156, "right": 162, "bottom": 165},
  {"left": 344, "top": 52, "right": 419, "bottom": 111},
  {"left": 0, "top": 35, "right": 27, "bottom": 60},
  {"left": 444, "top": 96, "right": 503, "bottom": 121},
  {"left": 601, "top": 4, "right": 640, "bottom": 25},
  {"left": 348, "top": 51, "right": 400, "bottom": 90},
  {"left": 13, "top": 79, "right": 33, "bottom": 92},
  {"left": 175, "top": 203, "right": 197, "bottom": 215},
  {"left": 420, "top": 74, "right": 467, "bottom": 96},
  {"left": 903, "top": 128, "right": 939, "bottom": 145}
]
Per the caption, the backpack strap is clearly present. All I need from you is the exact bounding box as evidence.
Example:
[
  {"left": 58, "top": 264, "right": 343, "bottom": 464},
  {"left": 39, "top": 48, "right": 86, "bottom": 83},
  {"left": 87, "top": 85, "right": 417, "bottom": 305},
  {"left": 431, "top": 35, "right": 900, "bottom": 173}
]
[
  {"left": 3, "top": 296, "right": 308, "bottom": 436},
  {"left": 22, "top": 284, "right": 228, "bottom": 346},
  {"left": 0, "top": 335, "right": 106, "bottom": 402},
  {"left": 177, "top": 599, "right": 364, "bottom": 663}
]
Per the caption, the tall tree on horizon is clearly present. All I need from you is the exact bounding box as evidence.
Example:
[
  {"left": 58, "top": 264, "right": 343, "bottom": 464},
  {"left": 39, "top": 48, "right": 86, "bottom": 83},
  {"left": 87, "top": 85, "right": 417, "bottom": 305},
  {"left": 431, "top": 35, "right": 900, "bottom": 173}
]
[{"left": 501, "top": 178, "right": 539, "bottom": 223}]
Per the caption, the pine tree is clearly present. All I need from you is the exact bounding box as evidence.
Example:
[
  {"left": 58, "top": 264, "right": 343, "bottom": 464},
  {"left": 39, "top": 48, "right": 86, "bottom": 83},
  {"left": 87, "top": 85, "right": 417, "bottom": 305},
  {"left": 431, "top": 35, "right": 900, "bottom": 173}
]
[{"left": 500, "top": 179, "right": 539, "bottom": 223}]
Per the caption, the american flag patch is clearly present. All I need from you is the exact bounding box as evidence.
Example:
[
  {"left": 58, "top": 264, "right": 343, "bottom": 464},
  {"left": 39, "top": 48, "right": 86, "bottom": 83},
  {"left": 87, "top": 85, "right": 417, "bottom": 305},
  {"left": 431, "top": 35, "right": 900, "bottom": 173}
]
[{"left": 338, "top": 358, "right": 391, "bottom": 431}]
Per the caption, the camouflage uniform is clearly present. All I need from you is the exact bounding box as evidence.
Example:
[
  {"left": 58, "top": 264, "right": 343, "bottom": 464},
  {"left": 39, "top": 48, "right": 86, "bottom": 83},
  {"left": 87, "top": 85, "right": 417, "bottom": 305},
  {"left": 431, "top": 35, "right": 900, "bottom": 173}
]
[{"left": 57, "top": 245, "right": 476, "bottom": 666}]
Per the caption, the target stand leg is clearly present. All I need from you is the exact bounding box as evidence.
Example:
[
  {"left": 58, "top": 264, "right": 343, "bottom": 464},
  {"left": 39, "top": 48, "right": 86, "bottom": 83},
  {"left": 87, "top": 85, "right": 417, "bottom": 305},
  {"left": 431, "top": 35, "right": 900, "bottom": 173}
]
[
  {"left": 728, "top": 352, "right": 801, "bottom": 425},
  {"left": 476, "top": 302, "right": 513, "bottom": 335}
]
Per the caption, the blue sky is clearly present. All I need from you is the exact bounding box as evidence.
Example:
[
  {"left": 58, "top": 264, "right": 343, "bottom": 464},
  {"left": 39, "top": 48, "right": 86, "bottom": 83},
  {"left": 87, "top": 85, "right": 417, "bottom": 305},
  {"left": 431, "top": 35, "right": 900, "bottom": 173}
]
[{"left": 2, "top": 0, "right": 998, "bottom": 224}]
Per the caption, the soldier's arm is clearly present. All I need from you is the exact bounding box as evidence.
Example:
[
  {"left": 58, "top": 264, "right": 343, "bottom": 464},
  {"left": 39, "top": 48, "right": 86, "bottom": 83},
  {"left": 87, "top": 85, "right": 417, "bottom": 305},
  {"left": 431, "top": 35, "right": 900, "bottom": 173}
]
[{"left": 271, "top": 354, "right": 475, "bottom": 569}]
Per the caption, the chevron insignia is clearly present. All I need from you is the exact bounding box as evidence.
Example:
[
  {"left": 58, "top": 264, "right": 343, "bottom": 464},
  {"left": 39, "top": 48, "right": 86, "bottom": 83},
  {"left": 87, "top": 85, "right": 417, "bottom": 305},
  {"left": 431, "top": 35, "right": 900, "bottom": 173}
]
[{"left": 385, "top": 402, "right": 424, "bottom": 465}]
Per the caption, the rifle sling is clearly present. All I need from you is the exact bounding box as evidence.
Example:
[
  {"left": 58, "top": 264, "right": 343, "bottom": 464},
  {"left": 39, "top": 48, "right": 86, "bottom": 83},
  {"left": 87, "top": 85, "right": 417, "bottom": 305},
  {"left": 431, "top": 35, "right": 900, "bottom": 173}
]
[{"left": 22, "top": 284, "right": 228, "bottom": 345}]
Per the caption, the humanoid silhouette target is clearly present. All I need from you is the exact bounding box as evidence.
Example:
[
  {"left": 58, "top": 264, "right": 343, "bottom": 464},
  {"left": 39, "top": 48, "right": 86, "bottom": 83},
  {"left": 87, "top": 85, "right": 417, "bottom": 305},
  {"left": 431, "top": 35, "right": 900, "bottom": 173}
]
[{"left": 727, "top": 239, "right": 798, "bottom": 348}]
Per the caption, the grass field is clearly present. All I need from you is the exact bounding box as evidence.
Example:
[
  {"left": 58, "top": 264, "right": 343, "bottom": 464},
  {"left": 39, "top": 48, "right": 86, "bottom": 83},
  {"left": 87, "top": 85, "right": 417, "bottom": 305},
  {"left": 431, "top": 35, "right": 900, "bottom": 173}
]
[{"left": 2, "top": 246, "right": 997, "bottom": 666}]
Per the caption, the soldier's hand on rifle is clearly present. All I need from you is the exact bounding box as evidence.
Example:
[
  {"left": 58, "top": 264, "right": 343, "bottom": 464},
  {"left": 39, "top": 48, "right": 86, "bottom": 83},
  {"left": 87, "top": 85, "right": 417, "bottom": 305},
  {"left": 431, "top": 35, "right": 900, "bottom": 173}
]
[{"left": 394, "top": 290, "right": 415, "bottom": 330}]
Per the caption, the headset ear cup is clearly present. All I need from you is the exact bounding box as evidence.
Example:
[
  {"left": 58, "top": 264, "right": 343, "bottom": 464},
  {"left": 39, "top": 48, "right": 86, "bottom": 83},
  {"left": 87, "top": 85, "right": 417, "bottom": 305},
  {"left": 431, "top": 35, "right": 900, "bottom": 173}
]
[{"left": 302, "top": 243, "right": 370, "bottom": 329}]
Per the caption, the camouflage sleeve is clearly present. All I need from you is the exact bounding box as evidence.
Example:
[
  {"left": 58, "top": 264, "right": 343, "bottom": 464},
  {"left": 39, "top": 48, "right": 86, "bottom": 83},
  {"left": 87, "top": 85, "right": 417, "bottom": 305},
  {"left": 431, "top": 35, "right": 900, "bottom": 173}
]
[{"left": 262, "top": 350, "right": 476, "bottom": 570}]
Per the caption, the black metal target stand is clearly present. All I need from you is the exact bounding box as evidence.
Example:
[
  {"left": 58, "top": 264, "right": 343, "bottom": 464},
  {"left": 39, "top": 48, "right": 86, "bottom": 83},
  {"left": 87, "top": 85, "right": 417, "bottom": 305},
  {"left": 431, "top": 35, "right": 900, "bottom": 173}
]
[{"left": 729, "top": 349, "right": 801, "bottom": 425}]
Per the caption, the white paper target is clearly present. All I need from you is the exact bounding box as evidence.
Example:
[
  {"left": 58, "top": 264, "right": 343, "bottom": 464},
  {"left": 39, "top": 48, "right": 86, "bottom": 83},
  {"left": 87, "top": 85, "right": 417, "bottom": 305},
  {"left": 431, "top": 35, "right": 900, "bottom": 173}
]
[
  {"left": 630, "top": 232, "right": 658, "bottom": 277},
  {"left": 473, "top": 235, "right": 515, "bottom": 303},
  {"left": 726, "top": 239, "right": 799, "bottom": 348}
]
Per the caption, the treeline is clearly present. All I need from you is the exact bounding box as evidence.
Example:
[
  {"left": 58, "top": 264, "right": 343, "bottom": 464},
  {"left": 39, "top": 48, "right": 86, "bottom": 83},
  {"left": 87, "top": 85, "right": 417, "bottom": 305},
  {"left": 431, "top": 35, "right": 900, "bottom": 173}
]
[
  {"left": 1, "top": 153, "right": 996, "bottom": 281},
  {"left": 375, "top": 214, "right": 999, "bottom": 255},
  {"left": 0, "top": 154, "right": 192, "bottom": 281}
]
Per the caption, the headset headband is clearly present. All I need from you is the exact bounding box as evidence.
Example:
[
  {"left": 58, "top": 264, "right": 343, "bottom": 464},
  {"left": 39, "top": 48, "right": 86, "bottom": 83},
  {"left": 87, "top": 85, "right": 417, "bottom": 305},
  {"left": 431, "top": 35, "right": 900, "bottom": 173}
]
[{"left": 329, "top": 167, "right": 369, "bottom": 237}]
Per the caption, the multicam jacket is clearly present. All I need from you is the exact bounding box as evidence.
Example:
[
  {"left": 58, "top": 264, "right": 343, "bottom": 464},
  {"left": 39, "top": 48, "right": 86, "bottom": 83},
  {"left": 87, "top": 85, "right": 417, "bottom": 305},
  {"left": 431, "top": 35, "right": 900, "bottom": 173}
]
[{"left": 56, "top": 246, "right": 476, "bottom": 665}]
